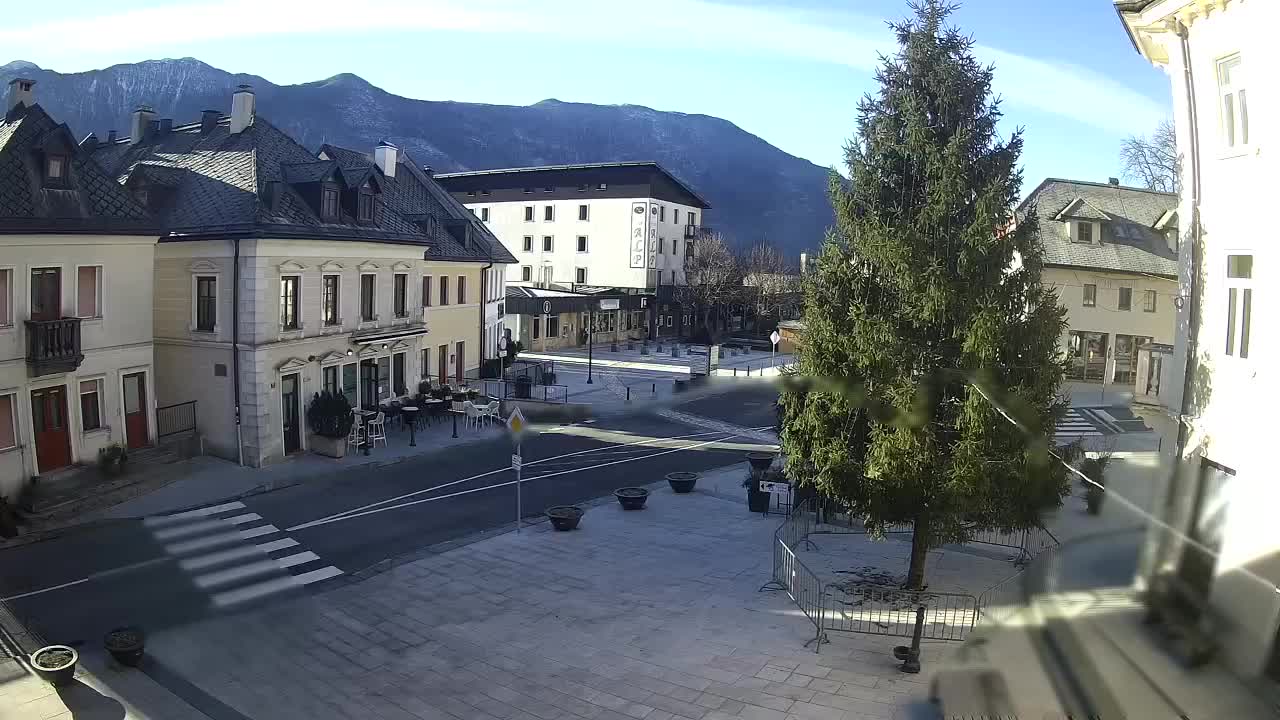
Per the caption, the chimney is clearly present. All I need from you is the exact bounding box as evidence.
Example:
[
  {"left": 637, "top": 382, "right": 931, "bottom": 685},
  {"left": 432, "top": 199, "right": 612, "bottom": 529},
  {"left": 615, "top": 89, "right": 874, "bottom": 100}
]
[
  {"left": 158, "top": 118, "right": 173, "bottom": 135},
  {"left": 107, "top": 130, "right": 117, "bottom": 145},
  {"left": 80, "top": 132, "right": 99, "bottom": 153},
  {"left": 200, "top": 109, "right": 220, "bottom": 134},
  {"left": 422, "top": 165, "right": 434, "bottom": 177},
  {"left": 1108, "top": 177, "right": 1120, "bottom": 186},
  {"left": 129, "top": 104, "right": 156, "bottom": 145},
  {"left": 230, "top": 84, "right": 255, "bottom": 134},
  {"left": 6, "top": 78, "right": 35, "bottom": 113},
  {"left": 374, "top": 140, "right": 398, "bottom": 178}
]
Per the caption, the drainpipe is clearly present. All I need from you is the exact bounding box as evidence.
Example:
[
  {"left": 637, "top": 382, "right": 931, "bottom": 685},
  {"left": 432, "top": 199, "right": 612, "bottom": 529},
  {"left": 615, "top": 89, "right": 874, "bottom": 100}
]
[
  {"left": 479, "top": 258, "right": 493, "bottom": 378},
  {"left": 1159, "top": 19, "right": 1202, "bottom": 568},
  {"left": 232, "top": 238, "right": 243, "bottom": 467}
]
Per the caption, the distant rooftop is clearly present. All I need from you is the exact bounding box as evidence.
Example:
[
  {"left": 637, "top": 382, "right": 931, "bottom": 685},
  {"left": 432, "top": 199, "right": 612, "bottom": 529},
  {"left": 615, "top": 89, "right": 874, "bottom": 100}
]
[{"left": 436, "top": 161, "right": 711, "bottom": 209}]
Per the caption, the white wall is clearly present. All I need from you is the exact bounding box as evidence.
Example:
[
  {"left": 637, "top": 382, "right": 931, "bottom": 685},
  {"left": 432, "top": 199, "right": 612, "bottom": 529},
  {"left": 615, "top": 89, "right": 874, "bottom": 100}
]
[{"left": 468, "top": 197, "right": 702, "bottom": 290}]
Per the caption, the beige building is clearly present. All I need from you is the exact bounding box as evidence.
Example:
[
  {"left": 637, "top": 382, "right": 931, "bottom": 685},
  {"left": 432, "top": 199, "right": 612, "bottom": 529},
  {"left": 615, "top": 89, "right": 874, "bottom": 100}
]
[
  {"left": 92, "top": 88, "right": 513, "bottom": 467},
  {"left": 1018, "top": 178, "right": 1178, "bottom": 384},
  {"left": 1118, "top": 0, "right": 1280, "bottom": 684},
  {"left": 0, "top": 80, "right": 158, "bottom": 500}
]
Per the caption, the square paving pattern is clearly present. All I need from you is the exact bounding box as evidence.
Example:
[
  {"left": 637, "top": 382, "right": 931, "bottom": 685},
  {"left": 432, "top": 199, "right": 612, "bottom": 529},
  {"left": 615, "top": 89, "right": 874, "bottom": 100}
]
[{"left": 145, "top": 482, "right": 956, "bottom": 720}]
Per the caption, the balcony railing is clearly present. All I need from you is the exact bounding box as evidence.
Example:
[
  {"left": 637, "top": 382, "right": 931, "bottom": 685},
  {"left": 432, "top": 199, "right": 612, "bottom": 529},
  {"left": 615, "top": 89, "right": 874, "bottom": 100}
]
[
  {"left": 684, "top": 225, "right": 713, "bottom": 239},
  {"left": 25, "top": 317, "right": 84, "bottom": 376}
]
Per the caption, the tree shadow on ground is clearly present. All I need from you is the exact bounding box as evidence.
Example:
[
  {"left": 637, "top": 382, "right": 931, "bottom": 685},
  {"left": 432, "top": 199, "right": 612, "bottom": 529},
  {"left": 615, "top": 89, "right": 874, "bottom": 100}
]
[{"left": 55, "top": 679, "right": 126, "bottom": 719}]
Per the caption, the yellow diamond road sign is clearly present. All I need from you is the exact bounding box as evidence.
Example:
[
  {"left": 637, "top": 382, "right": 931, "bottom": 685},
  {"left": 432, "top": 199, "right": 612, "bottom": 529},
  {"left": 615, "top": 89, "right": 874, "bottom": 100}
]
[{"left": 506, "top": 405, "right": 528, "bottom": 438}]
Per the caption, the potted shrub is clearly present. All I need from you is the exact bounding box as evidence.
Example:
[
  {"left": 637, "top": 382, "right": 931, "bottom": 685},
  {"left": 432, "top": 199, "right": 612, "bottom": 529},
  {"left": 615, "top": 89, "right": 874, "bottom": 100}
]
[
  {"left": 1080, "top": 455, "right": 1110, "bottom": 515},
  {"left": 745, "top": 468, "right": 781, "bottom": 513},
  {"left": 666, "top": 472, "right": 698, "bottom": 493},
  {"left": 104, "top": 626, "right": 145, "bottom": 667},
  {"left": 614, "top": 487, "right": 649, "bottom": 510},
  {"left": 746, "top": 452, "right": 775, "bottom": 472},
  {"left": 306, "top": 391, "right": 355, "bottom": 458},
  {"left": 546, "top": 505, "right": 584, "bottom": 531},
  {"left": 98, "top": 443, "right": 128, "bottom": 477},
  {"left": 30, "top": 645, "right": 77, "bottom": 686},
  {"left": 514, "top": 375, "right": 533, "bottom": 399}
]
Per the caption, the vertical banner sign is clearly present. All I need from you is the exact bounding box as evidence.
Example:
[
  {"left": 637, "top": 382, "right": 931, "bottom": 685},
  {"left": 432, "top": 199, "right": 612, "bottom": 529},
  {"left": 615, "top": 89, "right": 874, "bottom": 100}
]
[
  {"left": 630, "top": 203, "right": 647, "bottom": 268},
  {"left": 647, "top": 204, "right": 659, "bottom": 269}
]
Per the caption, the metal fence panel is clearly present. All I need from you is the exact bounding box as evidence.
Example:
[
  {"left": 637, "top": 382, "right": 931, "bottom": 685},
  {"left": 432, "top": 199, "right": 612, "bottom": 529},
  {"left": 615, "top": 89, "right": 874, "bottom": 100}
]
[
  {"left": 824, "top": 584, "right": 978, "bottom": 641},
  {"left": 156, "top": 400, "right": 197, "bottom": 439}
]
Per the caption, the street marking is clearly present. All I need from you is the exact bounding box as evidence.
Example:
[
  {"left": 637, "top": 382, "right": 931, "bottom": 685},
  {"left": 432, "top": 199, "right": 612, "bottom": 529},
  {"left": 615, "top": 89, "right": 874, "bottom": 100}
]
[
  {"left": 284, "top": 427, "right": 744, "bottom": 532},
  {"left": 143, "top": 501, "right": 247, "bottom": 527},
  {"left": 211, "top": 566, "right": 343, "bottom": 608},
  {"left": 153, "top": 519, "right": 231, "bottom": 541},
  {"left": 194, "top": 559, "right": 281, "bottom": 589},
  {"left": 163, "top": 523, "right": 280, "bottom": 555},
  {"left": 288, "top": 433, "right": 754, "bottom": 532},
  {"left": 238, "top": 524, "right": 279, "bottom": 540},
  {"left": 275, "top": 551, "right": 320, "bottom": 569},
  {"left": 1, "top": 577, "right": 91, "bottom": 602},
  {"left": 222, "top": 513, "right": 264, "bottom": 526},
  {"left": 256, "top": 538, "right": 300, "bottom": 554},
  {"left": 180, "top": 544, "right": 265, "bottom": 571}
]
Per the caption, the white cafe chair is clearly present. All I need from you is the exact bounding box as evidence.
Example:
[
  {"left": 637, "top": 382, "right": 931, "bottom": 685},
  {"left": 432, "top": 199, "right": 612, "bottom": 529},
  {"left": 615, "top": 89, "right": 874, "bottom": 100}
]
[{"left": 367, "top": 411, "right": 388, "bottom": 448}]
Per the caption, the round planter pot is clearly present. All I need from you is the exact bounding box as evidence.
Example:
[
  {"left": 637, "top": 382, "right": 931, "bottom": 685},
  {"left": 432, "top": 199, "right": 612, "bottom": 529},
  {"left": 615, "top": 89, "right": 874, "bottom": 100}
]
[
  {"left": 546, "top": 506, "right": 584, "bottom": 531},
  {"left": 614, "top": 487, "right": 650, "bottom": 510},
  {"left": 666, "top": 472, "right": 699, "bottom": 494},
  {"left": 30, "top": 645, "right": 78, "bottom": 686},
  {"left": 746, "top": 452, "right": 775, "bottom": 471},
  {"left": 104, "top": 626, "right": 145, "bottom": 667}
]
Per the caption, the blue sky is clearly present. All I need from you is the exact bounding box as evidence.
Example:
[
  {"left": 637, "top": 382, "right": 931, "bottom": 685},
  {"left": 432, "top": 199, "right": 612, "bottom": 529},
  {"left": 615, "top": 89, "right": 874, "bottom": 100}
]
[{"left": 2, "top": 0, "right": 1171, "bottom": 196}]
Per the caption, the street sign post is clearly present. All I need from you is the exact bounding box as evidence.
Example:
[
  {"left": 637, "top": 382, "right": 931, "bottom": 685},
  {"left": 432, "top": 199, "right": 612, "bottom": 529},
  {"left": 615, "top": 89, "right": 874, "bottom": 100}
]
[
  {"left": 769, "top": 330, "right": 781, "bottom": 368},
  {"left": 506, "top": 406, "right": 528, "bottom": 532}
]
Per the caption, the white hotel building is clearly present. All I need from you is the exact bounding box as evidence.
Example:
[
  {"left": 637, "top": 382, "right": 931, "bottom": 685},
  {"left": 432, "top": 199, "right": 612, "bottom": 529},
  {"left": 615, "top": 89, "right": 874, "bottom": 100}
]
[{"left": 436, "top": 163, "right": 712, "bottom": 347}]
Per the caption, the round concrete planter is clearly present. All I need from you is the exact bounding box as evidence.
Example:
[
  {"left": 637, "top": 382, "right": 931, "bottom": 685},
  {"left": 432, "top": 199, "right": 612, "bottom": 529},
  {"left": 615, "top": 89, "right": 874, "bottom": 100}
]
[
  {"left": 614, "top": 487, "right": 650, "bottom": 510},
  {"left": 665, "top": 472, "right": 698, "bottom": 494},
  {"left": 104, "top": 626, "right": 145, "bottom": 667},
  {"left": 30, "top": 645, "right": 77, "bottom": 686},
  {"left": 546, "top": 506, "right": 584, "bottom": 531},
  {"left": 746, "top": 452, "right": 775, "bottom": 471}
]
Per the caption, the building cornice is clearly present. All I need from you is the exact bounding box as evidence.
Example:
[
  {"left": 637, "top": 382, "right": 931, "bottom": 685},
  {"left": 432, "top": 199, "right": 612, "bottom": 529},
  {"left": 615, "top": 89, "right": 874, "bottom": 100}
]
[{"left": 1117, "top": 0, "right": 1241, "bottom": 65}]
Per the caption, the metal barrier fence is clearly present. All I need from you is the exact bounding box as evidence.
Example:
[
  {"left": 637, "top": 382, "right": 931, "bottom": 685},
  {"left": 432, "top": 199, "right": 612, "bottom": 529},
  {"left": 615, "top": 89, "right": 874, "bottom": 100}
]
[
  {"left": 766, "top": 496, "right": 1059, "bottom": 650},
  {"left": 481, "top": 379, "right": 569, "bottom": 404},
  {"left": 156, "top": 400, "right": 197, "bottom": 439}
]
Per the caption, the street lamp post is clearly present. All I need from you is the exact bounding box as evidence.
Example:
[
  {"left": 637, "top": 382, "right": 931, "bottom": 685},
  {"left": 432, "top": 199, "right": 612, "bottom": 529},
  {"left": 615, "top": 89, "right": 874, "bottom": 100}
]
[{"left": 587, "top": 306, "right": 594, "bottom": 385}]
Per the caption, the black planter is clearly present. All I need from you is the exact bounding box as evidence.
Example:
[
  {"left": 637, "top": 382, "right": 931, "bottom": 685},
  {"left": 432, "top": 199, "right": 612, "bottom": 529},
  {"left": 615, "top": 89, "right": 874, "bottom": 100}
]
[
  {"left": 746, "top": 452, "right": 775, "bottom": 471},
  {"left": 614, "top": 487, "right": 649, "bottom": 510},
  {"left": 30, "top": 645, "right": 77, "bottom": 686},
  {"left": 104, "top": 626, "right": 145, "bottom": 667},
  {"left": 514, "top": 377, "right": 532, "bottom": 399},
  {"left": 546, "top": 506, "right": 584, "bottom": 531},
  {"left": 666, "top": 472, "right": 698, "bottom": 494},
  {"left": 673, "top": 379, "right": 688, "bottom": 393},
  {"left": 747, "top": 485, "right": 772, "bottom": 513}
]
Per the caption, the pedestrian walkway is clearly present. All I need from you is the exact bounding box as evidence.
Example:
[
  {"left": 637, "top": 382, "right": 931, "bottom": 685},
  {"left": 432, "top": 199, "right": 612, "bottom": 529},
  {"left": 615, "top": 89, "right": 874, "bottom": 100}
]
[
  {"left": 140, "top": 500, "right": 343, "bottom": 609},
  {"left": 1053, "top": 407, "right": 1103, "bottom": 445}
]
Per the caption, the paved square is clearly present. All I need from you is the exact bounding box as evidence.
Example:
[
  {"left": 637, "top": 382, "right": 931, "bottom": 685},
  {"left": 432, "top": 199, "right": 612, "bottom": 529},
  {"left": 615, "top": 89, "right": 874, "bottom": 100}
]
[{"left": 142, "top": 469, "right": 954, "bottom": 720}]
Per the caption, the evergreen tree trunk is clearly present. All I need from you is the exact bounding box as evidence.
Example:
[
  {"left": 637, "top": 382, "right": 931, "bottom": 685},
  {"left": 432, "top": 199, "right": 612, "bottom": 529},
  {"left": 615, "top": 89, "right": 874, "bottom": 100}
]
[{"left": 906, "top": 512, "right": 930, "bottom": 590}]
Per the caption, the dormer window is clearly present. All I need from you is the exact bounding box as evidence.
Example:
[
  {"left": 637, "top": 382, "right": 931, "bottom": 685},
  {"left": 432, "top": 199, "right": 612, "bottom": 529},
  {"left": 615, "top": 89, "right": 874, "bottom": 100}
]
[
  {"left": 44, "top": 153, "right": 68, "bottom": 188},
  {"left": 357, "top": 192, "right": 375, "bottom": 222},
  {"left": 321, "top": 186, "right": 340, "bottom": 220},
  {"left": 1077, "top": 222, "right": 1092, "bottom": 244}
]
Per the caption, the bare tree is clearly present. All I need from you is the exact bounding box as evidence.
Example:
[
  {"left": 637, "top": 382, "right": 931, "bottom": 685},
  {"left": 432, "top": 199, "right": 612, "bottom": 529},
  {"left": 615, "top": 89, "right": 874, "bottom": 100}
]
[
  {"left": 741, "top": 241, "right": 801, "bottom": 334},
  {"left": 1120, "top": 119, "right": 1180, "bottom": 193},
  {"left": 676, "top": 232, "right": 740, "bottom": 341}
]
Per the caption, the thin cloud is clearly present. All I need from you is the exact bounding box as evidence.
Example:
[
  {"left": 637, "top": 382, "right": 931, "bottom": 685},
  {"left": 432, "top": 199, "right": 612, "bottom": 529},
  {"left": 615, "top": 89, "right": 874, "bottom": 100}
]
[{"left": 1, "top": 0, "right": 1164, "bottom": 134}]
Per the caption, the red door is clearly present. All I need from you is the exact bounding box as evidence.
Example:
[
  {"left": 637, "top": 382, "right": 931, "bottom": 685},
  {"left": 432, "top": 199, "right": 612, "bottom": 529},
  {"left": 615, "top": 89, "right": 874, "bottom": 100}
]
[
  {"left": 122, "top": 372, "right": 149, "bottom": 449},
  {"left": 31, "top": 387, "right": 71, "bottom": 473}
]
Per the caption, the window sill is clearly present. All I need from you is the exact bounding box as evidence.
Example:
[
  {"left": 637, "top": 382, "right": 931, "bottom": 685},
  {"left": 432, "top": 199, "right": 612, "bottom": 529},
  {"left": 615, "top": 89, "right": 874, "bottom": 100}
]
[
  {"left": 0, "top": 445, "right": 19, "bottom": 456},
  {"left": 83, "top": 427, "right": 111, "bottom": 438},
  {"left": 1217, "top": 147, "right": 1253, "bottom": 160},
  {"left": 79, "top": 316, "right": 104, "bottom": 326}
]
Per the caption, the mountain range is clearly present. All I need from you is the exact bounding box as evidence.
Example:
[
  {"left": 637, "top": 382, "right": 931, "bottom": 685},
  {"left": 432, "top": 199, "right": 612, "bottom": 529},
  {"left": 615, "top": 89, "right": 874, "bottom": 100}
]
[{"left": 1, "top": 58, "right": 833, "bottom": 259}]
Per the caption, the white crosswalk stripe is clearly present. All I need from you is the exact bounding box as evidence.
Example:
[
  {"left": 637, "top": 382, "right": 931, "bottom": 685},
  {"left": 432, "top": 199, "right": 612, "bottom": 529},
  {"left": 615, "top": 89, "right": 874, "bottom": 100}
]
[
  {"left": 1054, "top": 408, "right": 1103, "bottom": 445},
  {"left": 145, "top": 503, "right": 343, "bottom": 609}
]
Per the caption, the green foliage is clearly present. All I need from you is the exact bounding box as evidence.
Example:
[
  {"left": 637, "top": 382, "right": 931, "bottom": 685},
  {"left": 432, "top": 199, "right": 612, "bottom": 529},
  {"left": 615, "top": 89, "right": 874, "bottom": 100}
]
[
  {"left": 98, "top": 442, "right": 128, "bottom": 475},
  {"left": 1080, "top": 454, "right": 1111, "bottom": 515},
  {"left": 778, "top": 1, "right": 1071, "bottom": 585},
  {"left": 307, "top": 391, "right": 355, "bottom": 439}
]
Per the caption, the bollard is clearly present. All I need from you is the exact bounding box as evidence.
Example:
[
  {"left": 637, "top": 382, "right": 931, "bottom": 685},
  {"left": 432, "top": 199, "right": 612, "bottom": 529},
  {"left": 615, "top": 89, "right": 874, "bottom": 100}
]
[
  {"left": 626, "top": 386, "right": 631, "bottom": 402},
  {"left": 892, "top": 606, "right": 925, "bottom": 674},
  {"left": 651, "top": 383, "right": 656, "bottom": 394},
  {"left": 734, "top": 367, "right": 738, "bottom": 377}
]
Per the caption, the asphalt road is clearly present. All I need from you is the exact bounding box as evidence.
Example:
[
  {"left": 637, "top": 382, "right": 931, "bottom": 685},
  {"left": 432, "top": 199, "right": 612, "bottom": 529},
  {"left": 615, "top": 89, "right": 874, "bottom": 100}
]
[{"left": 0, "top": 387, "right": 777, "bottom": 647}]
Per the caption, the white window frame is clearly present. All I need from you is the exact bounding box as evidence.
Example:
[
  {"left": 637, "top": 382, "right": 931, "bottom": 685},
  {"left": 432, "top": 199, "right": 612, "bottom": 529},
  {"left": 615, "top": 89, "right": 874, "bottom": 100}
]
[
  {"left": 360, "top": 272, "right": 378, "bottom": 322},
  {"left": 279, "top": 274, "right": 303, "bottom": 332},
  {"left": 0, "top": 266, "right": 16, "bottom": 329},
  {"left": 544, "top": 205, "right": 555, "bottom": 222},
  {"left": 0, "top": 391, "right": 17, "bottom": 451},
  {"left": 521, "top": 266, "right": 532, "bottom": 282},
  {"left": 1118, "top": 286, "right": 1133, "bottom": 312},
  {"left": 1143, "top": 289, "right": 1157, "bottom": 313},
  {"left": 522, "top": 235, "right": 533, "bottom": 252},
  {"left": 542, "top": 235, "right": 554, "bottom": 252},
  {"left": 393, "top": 272, "right": 409, "bottom": 318},
  {"left": 524, "top": 205, "right": 534, "bottom": 222},
  {"left": 457, "top": 275, "right": 467, "bottom": 305},
  {"left": 577, "top": 236, "right": 588, "bottom": 253},
  {"left": 480, "top": 207, "right": 490, "bottom": 222},
  {"left": 1083, "top": 283, "right": 1097, "bottom": 308},
  {"left": 1216, "top": 54, "right": 1249, "bottom": 154},
  {"left": 1225, "top": 253, "right": 1254, "bottom": 359},
  {"left": 578, "top": 204, "right": 589, "bottom": 221},
  {"left": 78, "top": 376, "right": 106, "bottom": 434},
  {"left": 75, "top": 264, "right": 103, "bottom": 319},
  {"left": 321, "top": 273, "right": 342, "bottom": 327},
  {"left": 422, "top": 274, "right": 432, "bottom": 308},
  {"left": 575, "top": 267, "right": 587, "bottom": 284}
]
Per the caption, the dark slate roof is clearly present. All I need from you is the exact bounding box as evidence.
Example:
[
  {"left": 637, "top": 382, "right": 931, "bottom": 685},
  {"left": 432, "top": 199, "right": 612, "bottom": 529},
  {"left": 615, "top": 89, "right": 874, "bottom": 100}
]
[
  {"left": 91, "top": 115, "right": 427, "bottom": 243},
  {"left": 0, "top": 102, "right": 152, "bottom": 233},
  {"left": 1018, "top": 178, "right": 1178, "bottom": 278},
  {"left": 319, "top": 143, "right": 515, "bottom": 264},
  {"left": 436, "top": 161, "right": 712, "bottom": 210}
]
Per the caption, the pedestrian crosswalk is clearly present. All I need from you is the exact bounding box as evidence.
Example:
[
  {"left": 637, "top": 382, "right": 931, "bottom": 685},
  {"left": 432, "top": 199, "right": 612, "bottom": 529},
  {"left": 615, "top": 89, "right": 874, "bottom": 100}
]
[
  {"left": 1053, "top": 408, "right": 1103, "bottom": 445},
  {"left": 142, "top": 501, "right": 342, "bottom": 609}
]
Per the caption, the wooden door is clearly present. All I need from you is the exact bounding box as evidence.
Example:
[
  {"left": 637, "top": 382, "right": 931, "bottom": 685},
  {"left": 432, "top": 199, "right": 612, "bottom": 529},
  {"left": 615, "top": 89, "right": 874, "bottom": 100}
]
[
  {"left": 438, "top": 345, "right": 448, "bottom": 386},
  {"left": 280, "top": 373, "right": 301, "bottom": 454},
  {"left": 29, "top": 268, "right": 61, "bottom": 320},
  {"left": 122, "top": 372, "right": 149, "bottom": 449},
  {"left": 30, "top": 386, "right": 71, "bottom": 472},
  {"left": 454, "top": 341, "right": 464, "bottom": 384}
]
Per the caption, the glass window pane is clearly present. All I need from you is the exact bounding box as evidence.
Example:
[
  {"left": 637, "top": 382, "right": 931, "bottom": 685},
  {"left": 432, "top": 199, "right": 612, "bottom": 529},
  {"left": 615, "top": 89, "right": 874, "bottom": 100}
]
[
  {"left": 123, "top": 375, "right": 142, "bottom": 414},
  {"left": 1227, "top": 254, "right": 1253, "bottom": 279},
  {"left": 393, "top": 353, "right": 406, "bottom": 395},
  {"left": 1238, "top": 88, "right": 1248, "bottom": 145},
  {"left": 77, "top": 267, "right": 98, "bottom": 317},
  {"left": 1240, "top": 288, "right": 1251, "bottom": 359},
  {"left": 0, "top": 395, "right": 14, "bottom": 448},
  {"left": 80, "top": 382, "right": 101, "bottom": 431},
  {"left": 1226, "top": 287, "right": 1237, "bottom": 355},
  {"left": 378, "top": 357, "right": 390, "bottom": 399},
  {"left": 342, "top": 364, "right": 357, "bottom": 406},
  {"left": 1223, "top": 94, "right": 1235, "bottom": 147}
]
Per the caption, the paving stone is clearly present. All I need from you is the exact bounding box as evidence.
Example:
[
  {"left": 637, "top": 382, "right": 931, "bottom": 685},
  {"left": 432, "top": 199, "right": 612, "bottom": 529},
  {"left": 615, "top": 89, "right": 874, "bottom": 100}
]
[{"left": 754, "top": 667, "right": 791, "bottom": 683}]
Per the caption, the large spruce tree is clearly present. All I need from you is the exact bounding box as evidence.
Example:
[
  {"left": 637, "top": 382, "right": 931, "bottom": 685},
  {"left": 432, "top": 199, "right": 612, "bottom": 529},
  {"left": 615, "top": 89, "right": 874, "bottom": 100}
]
[{"left": 779, "top": 1, "right": 1071, "bottom": 589}]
